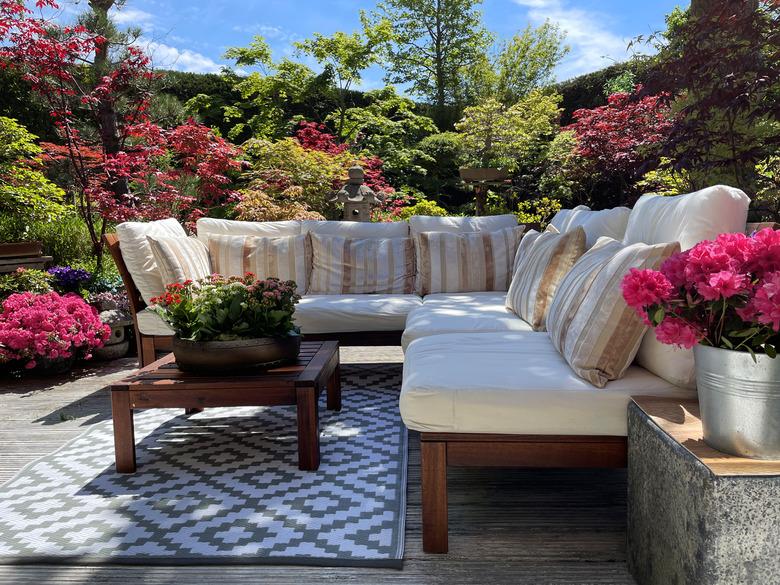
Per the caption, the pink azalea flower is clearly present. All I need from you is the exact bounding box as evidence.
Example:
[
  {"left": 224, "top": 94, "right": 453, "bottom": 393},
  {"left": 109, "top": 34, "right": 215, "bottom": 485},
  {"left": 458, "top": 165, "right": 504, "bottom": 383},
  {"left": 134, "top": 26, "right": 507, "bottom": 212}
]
[
  {"left": 621, "top": 268, "right": 675, "bottom": 309},
  {"left": 654, "top": 317, "right": 703, "bottom": 349},
  {"left": 697, "top": 270, "right": 750, "bottom": 301},
  {"left": 754, "top": 272, "right": 780, "bottom": 332}
]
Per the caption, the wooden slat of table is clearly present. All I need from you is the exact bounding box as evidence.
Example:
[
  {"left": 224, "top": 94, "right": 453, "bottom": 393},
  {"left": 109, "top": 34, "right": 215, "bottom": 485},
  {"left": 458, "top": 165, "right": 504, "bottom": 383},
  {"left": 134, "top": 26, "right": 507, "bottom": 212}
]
[{"left": 632, "top": 396, "right": 780, "bottom": 477}]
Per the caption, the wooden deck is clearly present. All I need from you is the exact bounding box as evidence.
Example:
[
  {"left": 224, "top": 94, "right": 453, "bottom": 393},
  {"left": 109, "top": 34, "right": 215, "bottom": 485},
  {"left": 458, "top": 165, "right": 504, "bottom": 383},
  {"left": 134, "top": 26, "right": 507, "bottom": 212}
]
[{"left": 0, "top": 348, "right": 635, "bottom": 584}]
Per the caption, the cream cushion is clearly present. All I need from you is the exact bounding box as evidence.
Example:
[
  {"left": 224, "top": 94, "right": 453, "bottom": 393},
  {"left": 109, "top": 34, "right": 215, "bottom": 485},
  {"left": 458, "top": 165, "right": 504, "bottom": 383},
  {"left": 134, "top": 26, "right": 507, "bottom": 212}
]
[
  {"left": 401, "top": 292, "right": 532, "bottom": 350},
  {"left": 624, "top": 185, "right": 751, "bottom": 388},
  {"left": 294, "top": 294, "right": 423, "bottom": 334},
  {"left": 302, "top": 220, "right": 410, "bottom": 238},
  {"left": 137, "top": 307, "right": 175, "bottom": 336},
  {"left": 506, "top": 226, "right": 586, "bottom": 330},
  {"left": 196, "top": 218, "right": 302, "bottom": 242},
  {"left": 400, "top": 332, "right": 695, "bottom": 435},
  {"left": 416, "top": 226, "right": 524, "bottom": 295},
  {"left": 115, "top": 218, "right": 188, "bottom": 305},
  {"left": 549, "top": 206, "right": 630, "bottom": 247},
  {"left": 207, "top": 234, "right": 311, "bottom": 290},
  {"left": 147, "top": 236, "right": 211, "bottom": 287},
  {"left": 546, "top": 237, "right": 680, "bottom": 388},
  {"left": 308, "top": 234, "right": 416, "bottom": 294},
  {"left": 409, "top": 214, "right": 518, "bottom": 237}
]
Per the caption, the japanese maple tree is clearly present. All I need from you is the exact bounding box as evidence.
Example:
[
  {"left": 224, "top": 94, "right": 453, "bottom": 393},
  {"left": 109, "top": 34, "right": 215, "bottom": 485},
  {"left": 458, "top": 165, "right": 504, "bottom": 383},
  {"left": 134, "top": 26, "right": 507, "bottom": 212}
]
[{"left": 566, "top": 87, "right": 674, "bottom": 184}]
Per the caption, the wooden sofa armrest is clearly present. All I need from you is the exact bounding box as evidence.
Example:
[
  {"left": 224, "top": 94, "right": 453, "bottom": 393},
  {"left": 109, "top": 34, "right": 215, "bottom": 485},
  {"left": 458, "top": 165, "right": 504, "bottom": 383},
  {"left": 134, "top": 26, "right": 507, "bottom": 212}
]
[{"left": 103, "top": 233, "right": 146, "bottom": 320}]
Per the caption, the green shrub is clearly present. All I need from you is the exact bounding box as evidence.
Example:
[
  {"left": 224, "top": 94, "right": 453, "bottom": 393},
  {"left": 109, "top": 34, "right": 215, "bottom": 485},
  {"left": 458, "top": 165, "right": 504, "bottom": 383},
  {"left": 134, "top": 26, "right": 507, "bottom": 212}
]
[
  {"left": 0, "top": 268, "right": 53, "bottom": 299},
  {"left": 398, "top": 199, "right": 449, "bottom": 220},
  {"left": 0, "top": 211, "right": 94, "bottom": 267},
  {"left": 412, "top": 132, "right": 463, "bottom": 197},
  {"left": 515, "top": 197, "right": 562, "bottom": 229}
]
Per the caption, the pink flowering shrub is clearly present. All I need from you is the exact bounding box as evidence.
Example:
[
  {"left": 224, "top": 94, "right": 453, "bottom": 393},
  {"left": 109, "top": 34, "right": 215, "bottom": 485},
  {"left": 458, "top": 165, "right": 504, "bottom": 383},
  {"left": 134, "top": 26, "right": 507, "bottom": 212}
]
[
  {"left": 0, "top": 292, "right": 111, "bottom": 369},
  {"left": 621, "top": 228, "right": 780, "bottom": 357}
]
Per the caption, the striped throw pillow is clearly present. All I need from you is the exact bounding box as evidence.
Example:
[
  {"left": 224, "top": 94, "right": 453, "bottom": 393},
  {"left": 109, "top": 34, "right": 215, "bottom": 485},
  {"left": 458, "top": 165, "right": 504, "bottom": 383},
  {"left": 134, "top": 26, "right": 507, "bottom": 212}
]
[
  {"left": 308, "top": 233, "right": 416, "bottom": 294},
  {"left": 207, "top": 234, "right": 312, "bottom": 291},
  {"left": 546, "top": 237, "right": 680, "bottom": 388},
  {"left": 416, "top": 226, "right": 525, "bottom": 295},
  {"left": 506, "top": 226, "right": 586, "bottom": 331},
  {"left": 146, "top": 236, "right": 211, "bottom": 287}
]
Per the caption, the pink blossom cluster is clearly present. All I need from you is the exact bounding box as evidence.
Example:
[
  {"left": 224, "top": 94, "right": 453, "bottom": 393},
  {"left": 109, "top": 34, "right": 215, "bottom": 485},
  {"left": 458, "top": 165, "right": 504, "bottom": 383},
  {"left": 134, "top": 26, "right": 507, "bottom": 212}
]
[
  {"left": 0, "top": 292, "right": 110, "bottom": 369},
  {"left": 621, "top": 229, "right": 780, "bottom": 352}
]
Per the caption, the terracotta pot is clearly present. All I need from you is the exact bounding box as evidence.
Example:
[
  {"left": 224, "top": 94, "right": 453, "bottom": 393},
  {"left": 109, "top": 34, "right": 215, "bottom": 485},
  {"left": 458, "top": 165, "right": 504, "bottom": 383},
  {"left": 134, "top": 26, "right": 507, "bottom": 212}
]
[{"left": 172, "top": 334, "right": 301, "bottom": 373}]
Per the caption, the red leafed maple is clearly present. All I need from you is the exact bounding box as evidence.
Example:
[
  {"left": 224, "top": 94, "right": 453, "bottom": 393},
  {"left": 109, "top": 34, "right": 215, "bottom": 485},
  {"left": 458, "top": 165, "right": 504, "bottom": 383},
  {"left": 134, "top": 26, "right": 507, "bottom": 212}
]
[
  {"left": 0, "top": 1, "right": 241, "bottom": 267},
  {"left": 566, "top": 86, "right": 674, "bottom": 179},
  {"left": 294, "top": 121, "right": 348, "bottom": 155}
]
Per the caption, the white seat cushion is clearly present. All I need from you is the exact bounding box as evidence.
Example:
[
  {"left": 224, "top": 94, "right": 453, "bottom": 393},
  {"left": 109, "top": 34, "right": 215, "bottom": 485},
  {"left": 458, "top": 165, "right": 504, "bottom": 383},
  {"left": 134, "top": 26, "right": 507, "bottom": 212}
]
[
  {"left": 400, "top": 332, "right": 695, "bottom": 436},
  {"left": 115, "top": 218, "right": 187, "bottom": 305},
  {"left": 294, "top": 294, "right": 423, "bottom": 334},
  {"left": 409, "top": 214, "right": 518, "bottom": 237},
  {"left": 302, "top": 220, "right": 410, "bottom": 238},
  {"left": 136, "top": 307, "right": 175, "bottom": 336},
  {"left": 196, "top": 218, "right": 302, "bottom": 242},
  {"left": 401, "top": 292, "right": 532, "bottom": 350},
  {"left": 549, "top": 206, "right": 630, "bottom": 247}
]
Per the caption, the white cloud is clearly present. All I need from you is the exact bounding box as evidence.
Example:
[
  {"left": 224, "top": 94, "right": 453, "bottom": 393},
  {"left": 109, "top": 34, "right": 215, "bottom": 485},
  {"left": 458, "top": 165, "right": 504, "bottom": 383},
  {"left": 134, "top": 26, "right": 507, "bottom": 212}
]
[
  {"left": 232, "top": 23, "right": 289, "bottom": 41},
  {"left": 109, "top": 7, "right": 155, "bottom": 28},
  {"left": 512, "top": 0, "right": 648, "bottom": 80},
  {"left": 140, "top": 40, "right": 224, "bottom": 74}
]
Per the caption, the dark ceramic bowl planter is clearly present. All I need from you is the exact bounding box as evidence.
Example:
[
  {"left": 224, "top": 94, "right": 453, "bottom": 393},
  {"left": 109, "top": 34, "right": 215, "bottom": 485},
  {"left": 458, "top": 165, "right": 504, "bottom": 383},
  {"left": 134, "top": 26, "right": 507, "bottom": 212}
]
[{"left": 172, "top": 334, "right": 302, "bottom": 373}]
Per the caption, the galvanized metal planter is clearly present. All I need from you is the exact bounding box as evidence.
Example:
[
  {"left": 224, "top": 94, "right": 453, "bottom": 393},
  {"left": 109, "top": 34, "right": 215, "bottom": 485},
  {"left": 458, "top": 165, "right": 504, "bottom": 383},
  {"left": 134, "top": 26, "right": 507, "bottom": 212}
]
[
  {"left": 172, "top": 334, "right": 301, "bottom": 373},
  {"left": 695, "top": 344, "right": 780, "bottom": 459}
]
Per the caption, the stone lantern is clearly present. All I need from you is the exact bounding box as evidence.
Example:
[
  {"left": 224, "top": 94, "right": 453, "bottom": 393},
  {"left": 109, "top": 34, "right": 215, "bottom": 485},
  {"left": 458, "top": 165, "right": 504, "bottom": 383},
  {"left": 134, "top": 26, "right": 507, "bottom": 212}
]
[{"left": 331, "top": 165, "right": 383, "bottom": 222}]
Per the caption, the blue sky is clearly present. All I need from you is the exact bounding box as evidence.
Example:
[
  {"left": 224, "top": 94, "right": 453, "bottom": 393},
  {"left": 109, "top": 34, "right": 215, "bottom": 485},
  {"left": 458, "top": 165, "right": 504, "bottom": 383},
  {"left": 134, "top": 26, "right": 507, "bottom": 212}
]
[{"left": 52, "top": 0, "right": 687, "bottom": 86}]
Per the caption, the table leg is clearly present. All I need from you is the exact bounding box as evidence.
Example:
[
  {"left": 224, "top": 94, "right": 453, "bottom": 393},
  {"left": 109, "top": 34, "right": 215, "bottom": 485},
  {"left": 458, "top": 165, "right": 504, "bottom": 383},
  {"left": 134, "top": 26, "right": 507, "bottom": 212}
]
[
  {"left": 111, "top": 390, "right": 136, "bottom": 473},
  {"left": 296, "top": 386, "right": 320, "bottom": 471},
  {"left": 326, "top": 364, "right": 341, "bottom": 412}
]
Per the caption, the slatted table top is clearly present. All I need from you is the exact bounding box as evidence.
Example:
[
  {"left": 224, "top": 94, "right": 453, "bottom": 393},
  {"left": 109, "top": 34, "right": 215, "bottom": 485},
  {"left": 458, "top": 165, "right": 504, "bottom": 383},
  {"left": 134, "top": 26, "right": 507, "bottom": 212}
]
[
  {"left": 111, "top": 340, "right": 339, "bottom": 391},
  {"left": 631, "top": 396, "right": 780, "bottom": 477}
]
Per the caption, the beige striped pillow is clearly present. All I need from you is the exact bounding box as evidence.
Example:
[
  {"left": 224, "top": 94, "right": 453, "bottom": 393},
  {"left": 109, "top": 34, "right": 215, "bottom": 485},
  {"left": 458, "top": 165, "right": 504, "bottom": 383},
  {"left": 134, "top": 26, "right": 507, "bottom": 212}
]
[
  {"left": 546, "top": 237, "right": 680, "bottom": 388},
  {"left": 308, "top": 233, "right": 416, "bottom": 294},
  {"left": 416, "top": 226, "right": 525, "bottom": 295},
  {"left": 147, "top": 236, "right": 211, "bottom": 287},
  {"left": 506, "top": 225, "right": 586, "bottom": 331},
  {"left": 207, "top": 234, "right": 311, "bottom": 290}
]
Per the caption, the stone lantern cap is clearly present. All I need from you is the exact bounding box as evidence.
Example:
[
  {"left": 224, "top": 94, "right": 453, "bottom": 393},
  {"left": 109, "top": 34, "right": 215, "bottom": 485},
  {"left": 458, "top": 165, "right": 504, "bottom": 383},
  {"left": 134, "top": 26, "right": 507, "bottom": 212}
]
[{"left": 331, "top": 165, "right": 383, "bottom": 204}]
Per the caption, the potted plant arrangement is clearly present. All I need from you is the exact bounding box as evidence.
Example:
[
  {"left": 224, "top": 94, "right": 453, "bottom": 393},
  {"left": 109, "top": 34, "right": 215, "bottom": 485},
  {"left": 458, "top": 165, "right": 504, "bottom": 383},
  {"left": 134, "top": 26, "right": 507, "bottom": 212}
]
[
  {"left": 622, "top": 228, "right": 780, "bottom": 459},
  {"left": 151, "top": 273, "right": 302, "bottom": 372}
]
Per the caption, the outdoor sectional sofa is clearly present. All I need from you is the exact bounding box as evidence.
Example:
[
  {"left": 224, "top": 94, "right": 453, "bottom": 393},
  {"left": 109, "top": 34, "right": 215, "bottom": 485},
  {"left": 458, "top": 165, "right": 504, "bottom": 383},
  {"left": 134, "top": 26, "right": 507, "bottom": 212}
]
[{"left": 106, "top": 184, "right": 751, "bottom": 554}]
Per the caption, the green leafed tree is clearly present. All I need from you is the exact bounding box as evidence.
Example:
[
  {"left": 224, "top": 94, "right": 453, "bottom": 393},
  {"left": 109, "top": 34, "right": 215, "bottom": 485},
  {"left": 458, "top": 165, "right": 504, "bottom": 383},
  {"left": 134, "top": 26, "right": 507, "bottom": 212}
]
[
  {"left": 295, "top": 13, "right": 392, "bottom": 140},
  {"left": 373, "top": 0, "right": 492, "bottom": 128},
  {"left": 331, "top": 86, "right": 437, "bottom": 182},
  {"left": 460, "top": 21, "right": 569, "bottom": 107},
  {"left": 0, "top": 117, "right": 66, "bottom": 224},
  {"left": 215, "top": 36, "right": 327, "bottom": 142}
]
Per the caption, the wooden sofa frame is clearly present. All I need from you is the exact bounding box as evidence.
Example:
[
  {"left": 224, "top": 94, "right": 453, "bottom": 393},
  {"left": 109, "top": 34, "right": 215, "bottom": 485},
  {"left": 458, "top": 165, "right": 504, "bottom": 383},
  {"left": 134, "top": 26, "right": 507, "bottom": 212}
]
[{"left": 104, "top": 234, "right": 403, "bottom": 367}]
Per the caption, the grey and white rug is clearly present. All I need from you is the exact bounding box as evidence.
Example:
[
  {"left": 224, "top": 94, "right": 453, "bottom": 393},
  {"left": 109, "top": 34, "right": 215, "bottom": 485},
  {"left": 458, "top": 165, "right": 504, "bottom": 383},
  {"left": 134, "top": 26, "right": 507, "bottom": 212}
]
[{"left": 0, "top": 364, "right": 407, "bottom": 568}]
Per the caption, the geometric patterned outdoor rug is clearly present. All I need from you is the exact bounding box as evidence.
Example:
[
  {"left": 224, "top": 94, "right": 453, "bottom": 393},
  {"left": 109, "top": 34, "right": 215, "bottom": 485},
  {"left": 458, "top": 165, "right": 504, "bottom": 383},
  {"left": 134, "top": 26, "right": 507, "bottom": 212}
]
[{"left": 0, "top": 364, "right": 407, "bottom": 568}]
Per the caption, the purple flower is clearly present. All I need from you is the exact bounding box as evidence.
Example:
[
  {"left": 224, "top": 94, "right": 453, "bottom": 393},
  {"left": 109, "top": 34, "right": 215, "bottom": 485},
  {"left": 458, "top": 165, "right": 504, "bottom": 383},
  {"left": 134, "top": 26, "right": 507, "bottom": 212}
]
[{"left": 47, "top": 266, "right": 92, "bottom": 292}]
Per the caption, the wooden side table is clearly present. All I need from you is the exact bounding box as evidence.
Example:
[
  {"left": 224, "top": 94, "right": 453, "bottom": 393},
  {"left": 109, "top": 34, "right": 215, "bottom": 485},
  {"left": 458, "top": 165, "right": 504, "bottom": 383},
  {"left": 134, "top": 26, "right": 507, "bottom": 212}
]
[
  {"left": 628, "top": 397, "right": 780, "bottom": 585},
  {"left": 109, "top": 341, "right": 340, "bottom": 473}
]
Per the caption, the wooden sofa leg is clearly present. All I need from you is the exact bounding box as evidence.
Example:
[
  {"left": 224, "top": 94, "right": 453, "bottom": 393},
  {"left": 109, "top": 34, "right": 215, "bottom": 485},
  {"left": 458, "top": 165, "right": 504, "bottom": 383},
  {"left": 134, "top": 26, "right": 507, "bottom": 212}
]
[
  {"left": 421, "top": 440, "right": 449, "bottom": 553},
  {"left": 139, "top": 334, "right": 156, "bottom": 368}
]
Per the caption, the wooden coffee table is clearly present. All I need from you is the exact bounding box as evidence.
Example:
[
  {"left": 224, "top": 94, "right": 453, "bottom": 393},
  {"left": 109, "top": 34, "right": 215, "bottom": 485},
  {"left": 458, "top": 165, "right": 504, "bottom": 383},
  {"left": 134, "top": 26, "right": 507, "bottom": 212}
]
[{"left": 109, "top": 341, "right": 340, "bottom": 473}]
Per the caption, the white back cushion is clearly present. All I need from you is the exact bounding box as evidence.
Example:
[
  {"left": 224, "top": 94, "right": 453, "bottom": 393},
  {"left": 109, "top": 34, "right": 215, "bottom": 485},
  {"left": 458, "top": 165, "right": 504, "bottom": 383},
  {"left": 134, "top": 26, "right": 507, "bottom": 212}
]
[
  {"left": 623, "top": 185, "right": 750, "bottom": 251},
  {"left": 196, "top": 218, "right": 302, "bottom": 243},
  {"left": 550, "top": 206, "right": 631, "bottom": 248},
  {"left": 409, "top": 214, "right": 518, "bottom": 237},
  {"left": 116, "top": 218, "right": 187, "bottom": 305},
  {"left": 302, "top": 220, "right": 410, "bottom": 238},
  {"left": 625, "top": 185, "right": 751, "bottom": 388}
]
